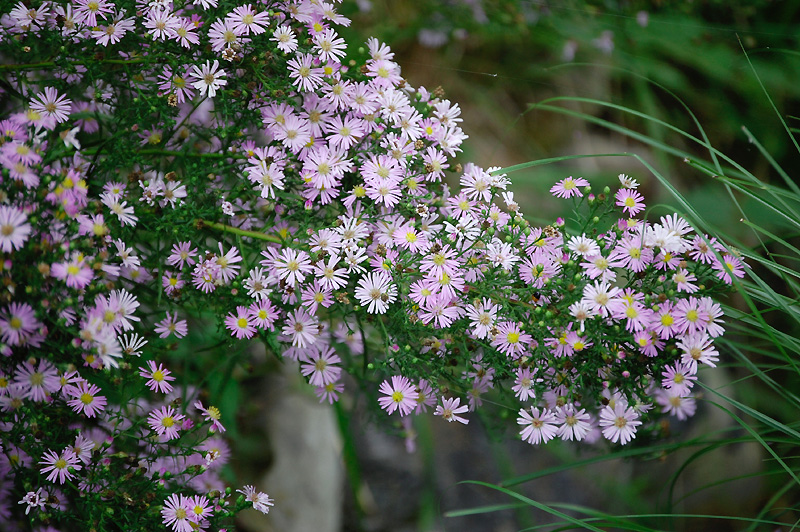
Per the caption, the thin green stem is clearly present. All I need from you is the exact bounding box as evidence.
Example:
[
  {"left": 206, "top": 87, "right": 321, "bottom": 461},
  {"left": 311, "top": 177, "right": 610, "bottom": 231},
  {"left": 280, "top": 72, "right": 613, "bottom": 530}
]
[{"left": 196, "top": 219, "right": 284, "bottom": 244}]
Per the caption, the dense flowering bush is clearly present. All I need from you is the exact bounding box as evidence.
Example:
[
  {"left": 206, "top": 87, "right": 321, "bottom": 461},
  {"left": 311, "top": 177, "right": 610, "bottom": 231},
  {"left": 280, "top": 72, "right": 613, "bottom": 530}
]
[{"left": 0, "top": 0, "right": 745, "bottom": 529}]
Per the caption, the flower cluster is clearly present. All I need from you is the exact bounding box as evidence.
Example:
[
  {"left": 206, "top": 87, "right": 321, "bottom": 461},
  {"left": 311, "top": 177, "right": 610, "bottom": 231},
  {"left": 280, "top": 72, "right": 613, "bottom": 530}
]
[{"left": 0, "top": 0, "right": 742, "bottom": 528}]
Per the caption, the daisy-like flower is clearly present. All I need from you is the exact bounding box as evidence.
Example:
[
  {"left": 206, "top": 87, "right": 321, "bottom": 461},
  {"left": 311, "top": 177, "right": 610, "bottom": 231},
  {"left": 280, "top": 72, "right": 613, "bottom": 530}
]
[
  {"left": 555, "top": 404, "right": 592, "bottom": 441},
  {"left": 13, "top": 358, "right": 57, "bottom": 401},
  {"left": 169, "top": 17, "right": 199, "bottom": 48},
  {"left": 30, "top": 87, "right": 72, "bottom": 125},
  {"left": 618, "top": 173, "right": 640, "bottom": 188},
  {"left": 144, "top": 8, "right": 179, "bottom": 40},
  {"left": 287, "top": 53, "right": 323, "bottom": 92},
  {"left": 226, "top": 4, "right": 269, "bottom": 35},
  {"left": 378, "top": 375, "right": 419, "bottom": 416},
  {"left": 139, "top": 360, "right": 175, "bottom": 394},
  {"left": 225, "top": 305, "right": 256, "bottom": 339},
  {"left": 676, "top": 332, "right": 719, "bottom": 372},
  {"left": 354, "top": 271, "right": 397, "bottom": 314},
  {"left": 315, "top": 381, "right": 345, "bottom": 404},
  {"left": 300, "top": 346, "right": 342, "bottom": 387},
  {"left": 615, "top": 188, "right": 646, "bottom": 216},
  {"left": 655, "top": 389, "right": 697, "bottom": 421},
  {"left": 147, "top": 405, "right": 184, "bottom": 440},
  {"left": 492, "top": 321, "right": 532, "bottom": 359},
  {"left": 567, "top": 234, "right": 600, "bottom": 258},
  {"left": 517, "top": 407, "right": 559, "bottom": 445},
  {"left": 65, "top": 380, "right": 107, "bottom": 418},
  {"left": 9, "top": 1, "right": 50, "bottom": 29},
  {"left": 74, "top": 0, "right": 113, "bottom": 26},
  {"left": 712, "top": 253, "right": 746, "bottom": 284},
  {"left": 550, "top": 176, "right": 590, "bottom": 199},
  {"left": 511, "top": 367, "right": 540, "bottom": 401},
  {"left": 92, "top": 12, "right": 136, "bottom": 46},
  {"left": 314, "top": 255, "right": 348, "bottom": 290},
  {"left": 434, "top": 396, "right": 469, "bottom": 424},
  {"left": 154, "top": 312, "right": 188, "bottom": 339},
  {"left": 313, "top": 27, "right": 347, "bottom": 63},
  {"left": 248, "top": 300, "right": 278, "bottom": 330},
  {"left": 236, "top": 485, "right": 274, "bottom": 514},
  {"left": 161, "top": 493, "right": 193, "bottom": 532},
  {"left": 272, "top": 25, "right": 297, "bottom": 52},
  {"left": 272, "top": 248, "right": 313, "bottom": 286},
  {"left": 0, "top": 205, "right": 31, "bottom": 253},
  {"left": 187, "top": 494, "right": 212, "bottom": 523},
  {"left": 39, "top": 449, "right": 81, "bottom": 484},
  {"left": 1, "top": 302, "right": 42, "bottom": 347},
  {"left": 461, "top": 298, "right": 498, "bottom": 340},
  {"left": 167, "top": 241, "right": 198, "bottom": 269},
  {"left": 661, "top": 361, "right": 697, "bottom": 396},
  {"left": 51, "top": 253, "right": 93, "bottom": 289},
  {"left": 281, "top": 307, "right": 318, "bottom": 348},
  {"left": 598, "top": 402, "right": 642, "bottom": 444},
  {"left": 194, "top": 400, "right": 226, "bottom": 432},
  {"left": 190, "top": 60, "right": 227, "bottom": 98}
]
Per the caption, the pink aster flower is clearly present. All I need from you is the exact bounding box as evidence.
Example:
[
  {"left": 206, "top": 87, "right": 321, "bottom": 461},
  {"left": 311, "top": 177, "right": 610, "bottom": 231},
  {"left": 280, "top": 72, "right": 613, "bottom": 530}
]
[
  {"left": 65, "top": 380, "right": 107, "bottom": 418},
  {"left": 712, "top": 254, "right": 746, "bottom": 284},
  {"left": 225, "top": 305, "right": 256, "bottom": 339},
  {"left": 615, "top": 188, "right": 646, "bottom": 215},
  {"left": 655, "top": 389, "right": 697, "bottom": 421},
  {"left": 170, "top": 17, "right": 200, "bottom": 48},
  {"left": 598, "top": 402, "right": 642, "bottom": 444},
  {"left": 144, "top": 8, "right": 179, "bottom": 40},
  {"left": 315, "top": 381, "right": 345, "bottom": 404},
  {"left": 434, "top": 396, "right": 469, "bottom": 424},
  {"left": 51, "top": 253, "right": 94, "bottom": 289},
  {"left": 161, "top": 493, "right": 193, "bottom": 532},
  {"left": 248, "top": 300, "right": 278, "bottom": 330},
  {"left": 73, "top": 0, "right": 113, "bottom": 26},
  {"left": 194, "top": 400, "right": 226, "bottom": 433},
  {"left": 226, "top": 4, "right": 269, "bottom": 35},
  {"left": 190, "top": 60, "right": 227, "bottom": 98},
  {"left": 312, "top": 27, "right": 347, "bottom": 62},
  {"left": 14, "top": 359, "right": 58, "bottom": 402},
  {"left": 300, "top": 346, "right": 342, "bottom": 386},
  {"left": 492, "top": 321, "right": 532, "bottom": 359},
  {"left": 661, "top": 361, "right": 697, "bottom": 396},
  {"left": 550, "top": 176, "right": 590, "bottom": 199},
  {"left": 0, "top": 205, "right": 31, "bottom": 252},
  {"left": 1, "top": 302, "right": 42, "bottom": 347},
  {"left": 147, "top": 405, "right": 184, "bottom": 440},
  {"left": 676, "top": 332, "right": 719, "bottom": 372},
  {"left": 154, "top": 312, "right": 188, "bottom": 339},
  {"left": 39, "top": 449, "right": 81, "bottom": 484},
  {"left": 281, "top": 307, "right": 318, "bottom": 348},
  {"left": 378, "top": 375, "right": 419, "bottom": 416},
  {"left": 139, "top": 360, "right": 176, "bottom": 394},
  {"left": 166, "top": 241, "right": 198, "bottom": 269},
  {"left": 354, "top": 271, "right": 397, "bottom": 314},
  {"left": 271, "top": 248, "right": 313, "bottom": 286},
  {"left": 187, "top": 494, "right": 212, "bottom": 523},
  {"left": 419, "top": 294, "right": 462, "bottom": 328},
  {"left": 288, "top": 53, "right": 323, "bottom": 92},
  {"left": 92, "top": 11, "right": 136, "bottom": 46},
  {"left": 237, "top": 485, "right": 274, "bottom": 514},
  {"left": 511, "top": 367, "right": 540, "bottom": 401},
  {"left": 555, "top": 404, "right": 593, "bottom": 441},
  {"left": 517, "top": 407, "right": 559, "bottom": 445},
  {"left": 272, "top": 25, "right": 297, "bottom": 52}
]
